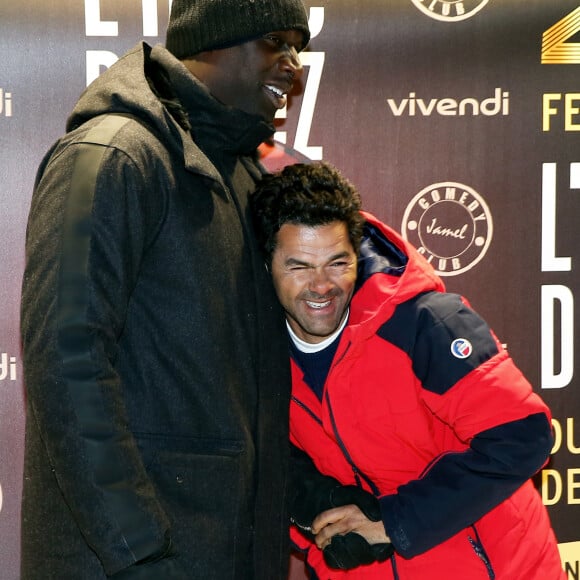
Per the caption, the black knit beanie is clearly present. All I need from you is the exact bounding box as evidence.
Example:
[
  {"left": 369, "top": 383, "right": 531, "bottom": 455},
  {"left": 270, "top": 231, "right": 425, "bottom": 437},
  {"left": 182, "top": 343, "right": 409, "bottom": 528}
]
[{"left": 165, "top": 0, "right": 311, "bottom": 59}]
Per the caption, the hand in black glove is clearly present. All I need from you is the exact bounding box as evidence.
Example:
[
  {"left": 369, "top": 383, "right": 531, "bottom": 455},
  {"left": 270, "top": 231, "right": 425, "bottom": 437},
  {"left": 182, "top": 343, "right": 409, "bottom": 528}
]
[
  {"left": 323, "top": 489, "right": 395, "bottom": 569},
  {"left": 323, "top": 533, "right": 394, "bottom": 570},
  {"left": 289, "top": 446, "right": 394, "bottom": 569},
  {"left": 289, "top": 477, "right": 385, "bottom": 539},
  {"left": 322, "top": 493, "right": 395, "bottom": 569},
  {"left": 289, "top": 446, "right": 386, "bottom": 536},
  {"left": 330, "top": 485, "right": 383, "bottom": 522}
]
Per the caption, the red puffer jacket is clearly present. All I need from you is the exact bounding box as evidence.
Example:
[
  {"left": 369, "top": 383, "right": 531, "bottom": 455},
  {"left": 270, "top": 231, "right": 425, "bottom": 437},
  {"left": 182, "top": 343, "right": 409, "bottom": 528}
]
[{"left": 289, "top": 212, "right": 564, "bottom": 579}]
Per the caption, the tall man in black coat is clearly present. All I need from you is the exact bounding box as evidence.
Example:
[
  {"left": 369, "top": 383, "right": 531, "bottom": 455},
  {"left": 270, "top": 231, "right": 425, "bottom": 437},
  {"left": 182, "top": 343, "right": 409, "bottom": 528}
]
[{"left": 20, "top": 1, "right": 310, "bottom": 578}]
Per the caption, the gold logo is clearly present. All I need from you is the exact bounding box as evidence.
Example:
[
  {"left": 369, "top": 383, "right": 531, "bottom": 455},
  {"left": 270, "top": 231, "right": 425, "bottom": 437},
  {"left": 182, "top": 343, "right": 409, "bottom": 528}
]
[{"left": 542, "top": 7, "right": 580, "bottom": 64}]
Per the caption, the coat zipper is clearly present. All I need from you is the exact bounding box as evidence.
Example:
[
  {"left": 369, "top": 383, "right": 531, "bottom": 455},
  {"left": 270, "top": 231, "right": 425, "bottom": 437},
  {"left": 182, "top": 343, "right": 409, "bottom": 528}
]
[
  {"left": 293, "top": 343, "right": 401, "bottom": 578},
  {"left": 468, "top": 525, "right": 495, "bottom": 579},
  {"left": 291, "top": 396, "right": 323, "bottom": 427},
  {"left": 323, "top": 387, "right": 380, "bottom": 496}
]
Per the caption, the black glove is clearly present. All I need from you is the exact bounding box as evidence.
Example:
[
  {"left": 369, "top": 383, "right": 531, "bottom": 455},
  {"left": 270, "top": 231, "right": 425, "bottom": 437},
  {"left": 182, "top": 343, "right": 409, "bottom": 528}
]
[
  {"left": 330, "top": 485, "right": 383, "bottom": 521},
  {"left": 289, "top": 446, "right": 394, "bottom": 570},
  {"left": 289, "top": 473, "right": 344, "bottom": 538},
  {"left": 288, "top": 446, "right": 344, "bottom": 538},
  {"left": 289, "top": 476, "right": 384, "bottom": 538},
  {"left": 323, "top": 533, "right": 394, "bottom": 570}
]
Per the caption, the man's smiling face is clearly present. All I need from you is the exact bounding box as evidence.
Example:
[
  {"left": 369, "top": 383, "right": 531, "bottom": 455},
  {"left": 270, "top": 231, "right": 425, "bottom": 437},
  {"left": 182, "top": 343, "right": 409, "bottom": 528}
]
[
  {"left": 202, "top": 29, "right": 305, "bottom": 121},
  {"left": 271, "top": 221, "right": 358, "bottom": 344}
]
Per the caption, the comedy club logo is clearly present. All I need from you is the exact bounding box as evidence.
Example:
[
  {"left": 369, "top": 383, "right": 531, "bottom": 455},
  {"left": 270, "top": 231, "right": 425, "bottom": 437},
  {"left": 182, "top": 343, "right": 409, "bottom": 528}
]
[
  {"left": 410, "top": 0, "right": 488, "bottom": 22},
  {"left": 401, "top": 182, "right": 493, "bottom": 276}
]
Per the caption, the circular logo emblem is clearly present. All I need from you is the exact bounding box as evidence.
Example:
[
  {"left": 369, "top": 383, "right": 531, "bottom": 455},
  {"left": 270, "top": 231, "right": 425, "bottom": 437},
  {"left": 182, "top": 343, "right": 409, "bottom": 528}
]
[
  {"left": 410, "top": 0, "right": 489, "bottom": 22},
  {"left": 401, "top": 182, "right": 493, "bottom": 277},
  {"left": 451, "top": 338, "right": 473, "bottom": 359}
]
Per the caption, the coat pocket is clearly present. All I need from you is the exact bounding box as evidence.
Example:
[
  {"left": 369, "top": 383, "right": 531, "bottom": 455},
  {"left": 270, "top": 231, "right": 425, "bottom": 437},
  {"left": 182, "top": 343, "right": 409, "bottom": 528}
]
[{"left": 135, "top": 433, "right": 252, "bottom": 579}]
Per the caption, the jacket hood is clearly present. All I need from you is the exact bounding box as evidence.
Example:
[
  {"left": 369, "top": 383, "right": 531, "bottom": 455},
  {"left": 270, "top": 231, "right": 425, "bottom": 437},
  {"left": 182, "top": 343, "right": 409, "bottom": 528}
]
[
  {"left": 66, "top": 43, "right": 275, "bottom": 167},
  {"left": 67, "top": 43, "right": 181, "bottom": 140},
  {"left": 349, "top": 211, "right": 445, "bottom": 335}
]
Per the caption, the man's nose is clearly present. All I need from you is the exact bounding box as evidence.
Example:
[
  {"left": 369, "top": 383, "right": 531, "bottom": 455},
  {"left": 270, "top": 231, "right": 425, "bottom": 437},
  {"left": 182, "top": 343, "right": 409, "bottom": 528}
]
[
  {"left": 280, "top": 47, "right": 303, "bottom": 78},
  {"left": 308, "top": 268, "right": 333, "bottom": 293}
]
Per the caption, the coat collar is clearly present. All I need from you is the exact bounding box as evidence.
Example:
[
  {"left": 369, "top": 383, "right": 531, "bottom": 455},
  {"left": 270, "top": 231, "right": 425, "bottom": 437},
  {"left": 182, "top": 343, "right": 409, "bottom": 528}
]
[{"left": 149, "top": 45, "right": 274, "bottom": 183}]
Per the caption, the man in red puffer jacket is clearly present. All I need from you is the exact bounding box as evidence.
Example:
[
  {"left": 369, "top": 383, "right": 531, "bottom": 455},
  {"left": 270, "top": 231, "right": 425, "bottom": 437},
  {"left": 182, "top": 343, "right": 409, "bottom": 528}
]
[{"left": 251, "top": 161, "right": 565, "bottom": 580}]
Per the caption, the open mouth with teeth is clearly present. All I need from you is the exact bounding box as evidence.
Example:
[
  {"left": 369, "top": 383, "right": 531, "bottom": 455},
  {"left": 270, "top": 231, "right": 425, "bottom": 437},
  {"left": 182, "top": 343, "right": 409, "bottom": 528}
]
[
  {"left": 306, "top": 300, "right": 332, "bottom": 310},
  {"left": 264, "top": 84, "right": 288, "bottom": 109}
]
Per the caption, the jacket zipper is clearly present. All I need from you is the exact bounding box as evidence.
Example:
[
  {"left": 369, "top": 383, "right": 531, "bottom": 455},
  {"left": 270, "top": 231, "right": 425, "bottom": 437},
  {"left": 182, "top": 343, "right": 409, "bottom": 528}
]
[
  {"left": 313, "top": 341, "right": 379, "bottom": 493},
  {"left": 291, "top": 394, "right": 381, "bottom": 520},
  {"left": 323, "top": 342, "right": 406, "bottom": 579},
  {"left": 293, "top": 343, "right": 401, "bottom": 578},
  {"left": 324, "top": 388, "right": 380, "bottom": 495},
  {"left": 468, "top": 525, "right": 495, "bottom": 579},
  {"left": 291, "top": 396, "right": 323, "bottom": 427}
]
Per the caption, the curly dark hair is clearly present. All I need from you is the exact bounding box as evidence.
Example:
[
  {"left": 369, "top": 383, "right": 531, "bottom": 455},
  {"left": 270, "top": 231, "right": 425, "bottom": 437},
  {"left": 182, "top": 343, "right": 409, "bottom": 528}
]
[{"left": 251, "top": 162, "right": 365, "bottom": 262}]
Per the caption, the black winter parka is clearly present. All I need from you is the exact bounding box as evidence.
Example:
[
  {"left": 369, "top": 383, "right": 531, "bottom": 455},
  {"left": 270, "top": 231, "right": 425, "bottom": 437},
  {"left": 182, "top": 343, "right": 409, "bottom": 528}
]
[{"left": 20, "top": 43, "right": 291, "bottom": 580}]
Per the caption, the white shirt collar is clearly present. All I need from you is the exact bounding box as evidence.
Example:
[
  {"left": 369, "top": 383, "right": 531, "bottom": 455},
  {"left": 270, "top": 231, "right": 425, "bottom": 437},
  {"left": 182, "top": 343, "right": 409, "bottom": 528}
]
[{"left": 287, "top": 309, "right": 350, "bottom": 354}]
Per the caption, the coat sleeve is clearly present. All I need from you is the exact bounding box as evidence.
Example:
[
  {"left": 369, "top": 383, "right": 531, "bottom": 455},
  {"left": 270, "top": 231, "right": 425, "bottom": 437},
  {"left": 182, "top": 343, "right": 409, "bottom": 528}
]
[
  {"left": 378, "top": 292, "right": 553, "bottom": 558},
  {"left": 21, "top": 124, "right": 171, "bottom": 575}
]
